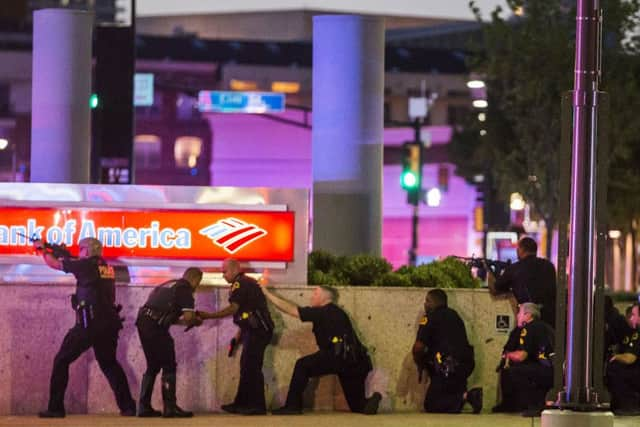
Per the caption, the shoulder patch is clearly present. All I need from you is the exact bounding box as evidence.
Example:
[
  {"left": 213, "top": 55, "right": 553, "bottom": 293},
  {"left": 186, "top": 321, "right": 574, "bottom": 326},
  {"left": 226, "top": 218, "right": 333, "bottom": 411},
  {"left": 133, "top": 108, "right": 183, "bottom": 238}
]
[
  {"left": 98, "top": 264, "right": 115, "bottom": 279},
  {"left": 419, "top": 316, "right": 428, "bottom": 326}
]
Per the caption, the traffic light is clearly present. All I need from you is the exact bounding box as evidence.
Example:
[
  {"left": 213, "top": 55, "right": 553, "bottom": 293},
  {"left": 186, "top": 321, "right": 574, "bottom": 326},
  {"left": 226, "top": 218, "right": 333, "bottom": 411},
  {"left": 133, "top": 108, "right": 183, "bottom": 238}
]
[{"left": 401, "top": 142, "right": 422, "bottom": 205}]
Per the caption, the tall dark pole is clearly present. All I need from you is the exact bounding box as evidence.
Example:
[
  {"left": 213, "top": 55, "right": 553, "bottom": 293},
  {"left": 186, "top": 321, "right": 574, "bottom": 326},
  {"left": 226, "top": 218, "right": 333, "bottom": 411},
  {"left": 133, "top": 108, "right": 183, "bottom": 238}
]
[
  {"left": 564, "top": 0, "right": 603, "bottom": 408},
  {"left": 408, "top": 118, "right": 422, "bottom": 267}
]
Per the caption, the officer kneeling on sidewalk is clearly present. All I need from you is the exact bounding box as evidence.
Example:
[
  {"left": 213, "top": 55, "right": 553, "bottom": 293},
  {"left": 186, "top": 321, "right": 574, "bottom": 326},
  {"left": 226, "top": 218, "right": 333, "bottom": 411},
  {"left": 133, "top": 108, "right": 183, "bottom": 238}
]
[
  {"left": 261, "top": 285, "right": 382, "bottom": 415},
  {"left": 492, "top": 302, "right": 554, "bottom": 417},
  {"left": 136, "top": 267, "right": 203, "bottom": 418},
  {"left": 412, "top": 289, "right": 482, "bottom": 414},
  {"left": 605, "top": 302, "right": 640, "bottom": 416}
]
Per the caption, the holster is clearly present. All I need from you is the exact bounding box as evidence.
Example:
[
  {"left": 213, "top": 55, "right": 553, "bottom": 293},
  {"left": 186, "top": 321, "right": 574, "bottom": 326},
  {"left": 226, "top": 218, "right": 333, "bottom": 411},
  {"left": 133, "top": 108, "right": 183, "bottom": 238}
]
[
  {"left": 240, "top": 310, "right": 273, "bottom": 333},
  {"left": 75, "top": 301, "right": 95, "bottom": 329}
]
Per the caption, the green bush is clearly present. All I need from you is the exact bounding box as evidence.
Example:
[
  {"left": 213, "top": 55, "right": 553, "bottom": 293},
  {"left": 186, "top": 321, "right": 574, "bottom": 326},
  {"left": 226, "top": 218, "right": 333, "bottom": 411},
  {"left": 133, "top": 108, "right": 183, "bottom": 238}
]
[
  {"left": 308, "top": 250, "right": 337, "bottom": 273},
  {"left": 307, "top": 252, "right": 480, "bottom": 288},
  {"left": 372, "top": 271, "right": 412, "bottom": 287},
  {"left": 343, "top": 254, "right": 392, "bottom": 286}
]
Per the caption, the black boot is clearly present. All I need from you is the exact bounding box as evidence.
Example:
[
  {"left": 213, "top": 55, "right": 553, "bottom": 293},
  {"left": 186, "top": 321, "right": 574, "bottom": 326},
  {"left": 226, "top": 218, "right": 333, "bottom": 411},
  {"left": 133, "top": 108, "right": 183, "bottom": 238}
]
[
  {"left": 138, "top": 373, "right": 162, "bottom": 417},
  {"left": 161, "top": 374, "right": 193, "bottom": 418}
]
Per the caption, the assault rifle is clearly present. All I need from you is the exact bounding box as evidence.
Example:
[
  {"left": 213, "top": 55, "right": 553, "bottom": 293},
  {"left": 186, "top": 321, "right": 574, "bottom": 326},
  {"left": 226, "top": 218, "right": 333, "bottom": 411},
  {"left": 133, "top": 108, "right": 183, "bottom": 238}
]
[
  {"left": 17, "top": 232, "right": 72, "bottom": 259},
  {"left": 451, "top": 256, "right": 511, "bottom": 280}
]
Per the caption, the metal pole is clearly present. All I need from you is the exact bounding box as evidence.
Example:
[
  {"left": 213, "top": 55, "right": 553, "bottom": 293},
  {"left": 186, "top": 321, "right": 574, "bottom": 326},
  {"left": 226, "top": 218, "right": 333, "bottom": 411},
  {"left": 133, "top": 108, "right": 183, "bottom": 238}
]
[
  {"left": 408, "top": 118, "right": 422, "bottom": 267},
  {"left": 409, "top": 204, "right": 418, "bottom": 266},
  {"left": 564, "top": 0, "right": 601, "bottom": 408}
]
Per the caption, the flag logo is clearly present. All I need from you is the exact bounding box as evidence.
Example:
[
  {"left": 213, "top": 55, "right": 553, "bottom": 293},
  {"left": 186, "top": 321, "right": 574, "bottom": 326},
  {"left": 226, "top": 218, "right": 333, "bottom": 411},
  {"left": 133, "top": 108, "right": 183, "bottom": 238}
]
[{"left": 199, "top": 218, "right": 267, "bottom": 253}]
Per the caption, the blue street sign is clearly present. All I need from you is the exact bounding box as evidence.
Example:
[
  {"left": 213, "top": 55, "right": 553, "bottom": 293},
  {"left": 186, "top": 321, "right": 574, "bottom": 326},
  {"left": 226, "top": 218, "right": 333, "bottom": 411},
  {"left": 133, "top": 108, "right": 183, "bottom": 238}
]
[{"left": 198, "top": 91, "right": 286, "bottom": 113}]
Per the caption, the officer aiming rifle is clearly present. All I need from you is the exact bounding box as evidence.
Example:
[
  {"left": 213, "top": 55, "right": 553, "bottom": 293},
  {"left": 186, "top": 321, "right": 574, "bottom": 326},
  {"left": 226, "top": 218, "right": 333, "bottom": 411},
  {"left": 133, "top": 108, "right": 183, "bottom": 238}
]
[
  {"left": 451, "top": 255, "right": 511, "bottom": 280},
  {"left": 18, "top": 232, "right": 72, "bottom": 259}
]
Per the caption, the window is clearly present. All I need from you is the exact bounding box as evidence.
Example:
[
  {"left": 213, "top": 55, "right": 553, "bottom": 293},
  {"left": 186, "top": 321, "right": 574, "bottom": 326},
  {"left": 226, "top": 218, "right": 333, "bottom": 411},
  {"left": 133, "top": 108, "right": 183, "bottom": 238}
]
[
  {"left": 174, "top": 136, "right": 202, "bottom": 168},
  {"left": 134, "top": 134, "right": 161, "bottom": 169}
]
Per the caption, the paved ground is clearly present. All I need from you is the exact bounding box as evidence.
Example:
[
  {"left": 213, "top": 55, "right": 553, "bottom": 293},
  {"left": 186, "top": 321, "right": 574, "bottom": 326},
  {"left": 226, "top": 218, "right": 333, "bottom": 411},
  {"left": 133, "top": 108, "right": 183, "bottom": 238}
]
[{"left": 0, "top": 412, "right": 638, "bottom": 427}]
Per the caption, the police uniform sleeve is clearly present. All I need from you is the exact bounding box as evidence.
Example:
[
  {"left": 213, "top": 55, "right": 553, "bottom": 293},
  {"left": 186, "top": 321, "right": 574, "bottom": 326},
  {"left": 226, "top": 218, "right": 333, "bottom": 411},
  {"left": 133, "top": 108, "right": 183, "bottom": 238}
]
[
  {"left": 174, "top": 284, "right": 195, "bottom": 312},
  {"left": 416, "top": 314, "right": 434, "bottom": 346},
  {"left": 62, "top": 258, "right": 84, "bottom": 275},
  {"left": 494, "top": 265, "right": 514, "bottom": 293},
  {"left": 521, "top": 323, "right": 550, "bottom": 361},
  {"left": 228, "top": 279, "right": 249, "bottom": 306},
  {"left": 622, "top": 330, "right": 640, "bottom": 357},
  {"left": 298, "top": 306, "right": 321, "bottom": 323}
]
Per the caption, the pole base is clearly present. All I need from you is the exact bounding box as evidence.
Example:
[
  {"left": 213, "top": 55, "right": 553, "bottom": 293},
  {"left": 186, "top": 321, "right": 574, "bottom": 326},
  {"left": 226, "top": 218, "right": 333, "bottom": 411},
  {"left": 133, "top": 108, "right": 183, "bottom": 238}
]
[{"left": 542, "top": 409, "right": 614, "bottom": 427}]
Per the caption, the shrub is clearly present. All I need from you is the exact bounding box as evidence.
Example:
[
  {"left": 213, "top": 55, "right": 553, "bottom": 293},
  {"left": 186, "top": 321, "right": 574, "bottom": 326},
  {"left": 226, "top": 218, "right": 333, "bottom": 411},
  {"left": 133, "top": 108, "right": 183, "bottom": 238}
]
[
  {"left": 308, "top": 250, "right": 337, "bottom": 273},
  {"left": 307, "top": 252, "right": 480, "bottom": 288},
  {"left": 343, "top": 254, "right": 392, "bottom": 286},
  {"left": 372, "top": 271, "right": 412, "bottom": 287}
]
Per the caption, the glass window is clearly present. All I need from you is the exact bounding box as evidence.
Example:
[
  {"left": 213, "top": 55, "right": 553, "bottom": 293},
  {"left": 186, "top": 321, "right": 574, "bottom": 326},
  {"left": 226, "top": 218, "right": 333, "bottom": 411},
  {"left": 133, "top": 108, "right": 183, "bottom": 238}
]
[
  {"left": 134, "top": 134, "right": 161, "bottom": 169},
  {"left": 174, "top": 136, "right": 202, "bottom": 168}
]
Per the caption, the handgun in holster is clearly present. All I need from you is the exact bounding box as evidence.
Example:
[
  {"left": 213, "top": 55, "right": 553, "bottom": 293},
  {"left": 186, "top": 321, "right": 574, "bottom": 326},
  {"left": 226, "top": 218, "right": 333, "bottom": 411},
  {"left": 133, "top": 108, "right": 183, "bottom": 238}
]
[
  {"left": 76, "top": 300, "right": 95, "bottom": 328},
  {"left": 247, "top": 310, "right": 273, "bottom": 333}
]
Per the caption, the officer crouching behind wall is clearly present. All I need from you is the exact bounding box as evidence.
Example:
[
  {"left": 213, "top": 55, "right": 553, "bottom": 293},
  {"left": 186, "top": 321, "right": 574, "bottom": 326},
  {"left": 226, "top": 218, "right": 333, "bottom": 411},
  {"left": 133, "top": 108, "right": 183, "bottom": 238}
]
[
  {"left": 605, "top": 303, "right": 640, "bottom": 416},
  {"left": 197, "top": 258, "right": 274, "bottom": 415},
  {"left": 412, "top": 289, "right": 482, "bottom": 414},
  {"left": 492, "top": 302, "right": 554, "bottom": 417},
  {"left": 260, "top": 285, "right": 382, "bottom": 415},
  {"left": 33, "top": 237, "right": 136, "bottom": 418},
  {"left": 136, "top": 267, "right": 204, "bottom": 418}
]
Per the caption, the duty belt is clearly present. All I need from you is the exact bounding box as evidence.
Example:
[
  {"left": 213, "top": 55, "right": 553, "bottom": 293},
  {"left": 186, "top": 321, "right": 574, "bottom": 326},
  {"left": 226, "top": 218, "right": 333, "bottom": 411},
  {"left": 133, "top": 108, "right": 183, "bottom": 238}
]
[
  {"left": 140, "top": 306, "right": 164, "bottom": 322},
  {"left": 76, "top": 301, "right": 95, "bottom": 328}
]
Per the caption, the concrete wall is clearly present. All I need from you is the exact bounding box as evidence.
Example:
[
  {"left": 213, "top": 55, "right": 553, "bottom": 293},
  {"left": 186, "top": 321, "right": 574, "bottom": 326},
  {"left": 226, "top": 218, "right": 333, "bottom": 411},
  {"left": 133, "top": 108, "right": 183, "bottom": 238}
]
[{"left": 0, "top": 284, "right": 516, "bottom": 415}]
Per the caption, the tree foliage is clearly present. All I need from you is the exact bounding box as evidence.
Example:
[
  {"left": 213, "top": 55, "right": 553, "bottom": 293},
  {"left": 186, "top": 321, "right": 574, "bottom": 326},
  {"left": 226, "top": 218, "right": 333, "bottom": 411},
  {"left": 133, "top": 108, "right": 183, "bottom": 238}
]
[{"left": 450, "top": 0, "right": 640, "bottom": 241}]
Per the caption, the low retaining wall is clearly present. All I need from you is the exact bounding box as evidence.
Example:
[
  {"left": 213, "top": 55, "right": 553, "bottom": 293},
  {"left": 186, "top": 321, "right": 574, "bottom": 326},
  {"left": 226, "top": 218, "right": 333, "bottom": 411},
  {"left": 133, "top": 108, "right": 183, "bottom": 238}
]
[{"left": 0, "top": 284, "right": 517, "bottom": 415}]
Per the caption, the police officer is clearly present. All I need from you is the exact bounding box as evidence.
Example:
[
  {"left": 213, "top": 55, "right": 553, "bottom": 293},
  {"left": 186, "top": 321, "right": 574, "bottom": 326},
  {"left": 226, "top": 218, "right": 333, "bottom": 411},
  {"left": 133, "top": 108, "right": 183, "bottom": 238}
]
[
  {"left": 492, "top": 302, "right": 554, "bottom": 417},
  {"left": 136, "top": 267, "right": 203, "bottom": 418},
  {"left": 34, "top": 237, "right": 136, "bottom": 418},
  {"left": 605, "top": 303, "right": 640, "bottom": 416},
  {"left": 198, "top": 258, "right": 273, "bottom": 415},
  {"left": 412, "top": 289, "right": 482, "bottom": 414},
  {"left": 488, "top": 237, "right": 557, "bottom": 328},
  {"left": 260, "top": 284, "right": 382, "bottom": 415}
]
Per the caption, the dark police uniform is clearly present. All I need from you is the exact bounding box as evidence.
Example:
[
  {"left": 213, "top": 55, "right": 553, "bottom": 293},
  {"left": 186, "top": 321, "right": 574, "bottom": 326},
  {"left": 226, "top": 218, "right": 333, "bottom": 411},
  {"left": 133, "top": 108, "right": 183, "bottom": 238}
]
[
  {"left": 228, "top": 273, "right": 274, "bottom": 413},
  {"left": 416, "top": 306, "right": 475, "bottom": 413},
  {"left": 494, "top": 255, "right": 557, "bottom": 328},
  {"left": 136, "top": 278, "right": 195, "bottom": 414},
  {"left": 46, "top": 256, "right": 135, "bottom": 415},
  {"left": 605, "top": 305, "right": 630, "bottom": 360},
  {"left": 605, "top": 322, "right": 640, "bottom": 412},
  {"left": 282, "top": 303, "right": 373, "bottom": 412},
  {"left": 498, "top": 320, "right": 554, "bottom": 413}
]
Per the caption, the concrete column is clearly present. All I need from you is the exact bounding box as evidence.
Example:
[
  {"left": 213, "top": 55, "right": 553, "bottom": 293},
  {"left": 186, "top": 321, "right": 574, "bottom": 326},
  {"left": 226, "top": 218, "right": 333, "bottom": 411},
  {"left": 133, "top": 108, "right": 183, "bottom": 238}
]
[
  {"left": 312, "top": 15, "right": 384, "bottom": 256},
  {"left": 31, "top": 9, "right": 93, "bottom": 183}
]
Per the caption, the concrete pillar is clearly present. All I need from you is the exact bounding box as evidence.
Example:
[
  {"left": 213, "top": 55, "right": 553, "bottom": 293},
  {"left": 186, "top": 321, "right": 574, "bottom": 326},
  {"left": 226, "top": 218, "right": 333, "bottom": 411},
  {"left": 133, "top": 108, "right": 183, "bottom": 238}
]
[
  {"left": 624, "top": 232, "right": 634, "bottom": 292},
  {"left": 31, "top": 9, "right": 93, "bottom": 183},
  {"left": 312, "top": 15, "right": 384, "bottom": 256}
]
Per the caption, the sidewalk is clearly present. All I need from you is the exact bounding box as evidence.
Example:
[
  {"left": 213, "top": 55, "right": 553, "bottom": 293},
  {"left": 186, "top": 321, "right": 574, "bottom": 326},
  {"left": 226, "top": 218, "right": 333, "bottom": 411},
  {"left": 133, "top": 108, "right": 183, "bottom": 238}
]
[{"left": 0, "top": 413, "right": 638, "bottom": 427}]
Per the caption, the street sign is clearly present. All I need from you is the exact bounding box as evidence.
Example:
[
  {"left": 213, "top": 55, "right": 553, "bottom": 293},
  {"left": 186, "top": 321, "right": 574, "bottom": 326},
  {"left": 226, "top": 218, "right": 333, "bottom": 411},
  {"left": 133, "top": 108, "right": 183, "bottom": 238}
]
[
  {"left": 198, "top": 91, "right": 286, "bottom": 113},
  {"left": 134, "top": 73, "right": 154, "bottom": 107}
]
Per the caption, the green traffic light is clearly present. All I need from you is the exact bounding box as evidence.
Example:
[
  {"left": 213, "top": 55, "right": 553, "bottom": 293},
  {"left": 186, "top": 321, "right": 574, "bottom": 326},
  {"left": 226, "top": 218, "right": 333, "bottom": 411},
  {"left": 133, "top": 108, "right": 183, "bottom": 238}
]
[
  {"left": 401, "top": 171, "right": 418, "bottom": 189},
  {"left": 90, "top": 93, "right": 99, "bottom": 109}
]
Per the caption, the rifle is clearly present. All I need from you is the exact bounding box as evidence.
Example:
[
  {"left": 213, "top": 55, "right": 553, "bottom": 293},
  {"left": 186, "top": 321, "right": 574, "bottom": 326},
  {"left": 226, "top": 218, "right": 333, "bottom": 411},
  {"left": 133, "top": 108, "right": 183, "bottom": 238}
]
[
  {"left": 451, "top": 256, "right": 511, "bottom": 279},
  {"left": 18, "top": 232, "right": 72, "bottom": 259}
]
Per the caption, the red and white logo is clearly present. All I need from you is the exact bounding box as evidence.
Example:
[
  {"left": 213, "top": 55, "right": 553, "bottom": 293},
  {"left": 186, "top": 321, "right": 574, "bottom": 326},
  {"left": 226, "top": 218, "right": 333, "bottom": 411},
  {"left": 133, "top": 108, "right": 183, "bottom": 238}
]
[{"left": 199, "top": 217, "right": 268, "bottom": 254}]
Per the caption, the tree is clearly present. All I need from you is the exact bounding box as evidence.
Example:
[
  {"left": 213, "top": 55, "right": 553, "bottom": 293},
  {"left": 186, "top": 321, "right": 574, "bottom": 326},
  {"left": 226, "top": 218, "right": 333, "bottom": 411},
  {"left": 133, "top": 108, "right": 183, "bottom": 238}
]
[{"left": 450, "top": 0, "right": 640, "bottom": 261}]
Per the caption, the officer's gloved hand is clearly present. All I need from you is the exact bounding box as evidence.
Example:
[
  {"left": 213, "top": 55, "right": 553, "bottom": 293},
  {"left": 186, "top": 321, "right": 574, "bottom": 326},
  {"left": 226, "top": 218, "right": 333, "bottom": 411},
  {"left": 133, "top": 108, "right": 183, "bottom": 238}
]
[{"left": 33, "top": 239, "right": 44, "bottom": 251}]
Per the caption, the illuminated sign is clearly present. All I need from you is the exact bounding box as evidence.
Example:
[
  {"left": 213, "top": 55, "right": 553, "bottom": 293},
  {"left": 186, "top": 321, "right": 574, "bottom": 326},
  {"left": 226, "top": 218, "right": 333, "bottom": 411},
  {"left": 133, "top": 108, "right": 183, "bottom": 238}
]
[
  {"left": 134, "top": 73, "right": 154, "bottom": 107},
  {"left": 198, "top": 91, "right": 286, "bottom": 113},
  {"left": 0, "top": 207, "right": 294, "bottom": 262}
]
